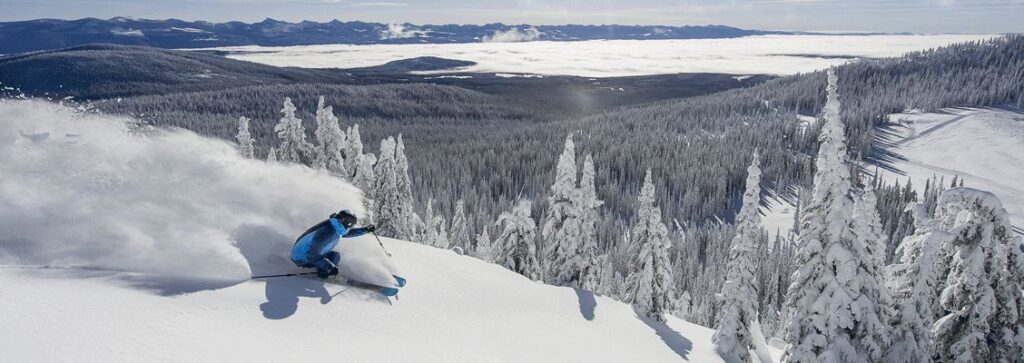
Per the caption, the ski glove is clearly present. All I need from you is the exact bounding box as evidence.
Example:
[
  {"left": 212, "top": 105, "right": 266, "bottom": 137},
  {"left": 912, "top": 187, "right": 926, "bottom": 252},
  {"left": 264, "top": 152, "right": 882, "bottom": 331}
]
[{"left": 365, "top": 224, "right": 376, "bottom": 233}]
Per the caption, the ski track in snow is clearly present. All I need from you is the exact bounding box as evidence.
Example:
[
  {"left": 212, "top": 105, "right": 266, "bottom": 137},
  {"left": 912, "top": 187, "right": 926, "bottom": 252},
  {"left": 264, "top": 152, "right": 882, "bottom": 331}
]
[{"left": 879, "top": 106, "right": 1024, "bottom": 235}]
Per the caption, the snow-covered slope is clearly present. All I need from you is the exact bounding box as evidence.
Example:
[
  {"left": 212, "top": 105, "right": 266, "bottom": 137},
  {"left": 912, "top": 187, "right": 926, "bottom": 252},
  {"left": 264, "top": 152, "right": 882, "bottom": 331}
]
[
  {"left": 0, "top": 100, "right": 777, "bottom": 362},
  {"left": 879, "top": 106, "right": 1024, "bottom": 235},
  {"left": 1, "top": 237, "right": 766, "bottom": 362}
]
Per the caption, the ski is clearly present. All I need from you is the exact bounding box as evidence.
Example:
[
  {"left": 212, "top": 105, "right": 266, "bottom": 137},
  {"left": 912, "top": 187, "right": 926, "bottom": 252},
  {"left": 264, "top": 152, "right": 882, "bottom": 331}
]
[{"left": 251, "top": 271, "right": 317, "bottom": 279}]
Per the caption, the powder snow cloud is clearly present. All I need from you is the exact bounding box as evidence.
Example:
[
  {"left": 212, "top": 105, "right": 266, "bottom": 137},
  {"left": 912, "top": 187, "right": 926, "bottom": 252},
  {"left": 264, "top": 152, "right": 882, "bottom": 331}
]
[{"left": 0, "top": 100, "right": 363, "bottom": 282}]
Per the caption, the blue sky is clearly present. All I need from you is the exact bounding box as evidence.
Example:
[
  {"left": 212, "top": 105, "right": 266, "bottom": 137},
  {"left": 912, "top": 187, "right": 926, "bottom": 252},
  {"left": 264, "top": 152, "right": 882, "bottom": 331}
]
[{"left": 1, "top": 0, "right": 1022, "bottom": 33}]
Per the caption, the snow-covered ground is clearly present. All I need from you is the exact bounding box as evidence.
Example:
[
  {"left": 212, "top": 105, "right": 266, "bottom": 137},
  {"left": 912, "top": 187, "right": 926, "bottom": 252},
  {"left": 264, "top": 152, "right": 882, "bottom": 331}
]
[
  {"left": 878, "top": 106, "right": 1024, "bottom": 235},
  {"left": 761, "top": 192, "right": 797, "bottom": 239},
  {"left": 1, "top": 237, "right": 777, "bottom": 362},
  {"left": 0, "top": 100, "right": 780, "bottom": 362},
  {"left": 204, "top": 34, "right": 996, "bottom": 77}
]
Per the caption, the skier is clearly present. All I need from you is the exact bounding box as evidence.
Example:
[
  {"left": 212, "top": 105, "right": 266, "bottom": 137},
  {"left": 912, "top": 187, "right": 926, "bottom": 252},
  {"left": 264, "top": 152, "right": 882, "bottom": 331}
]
[{"left": 291, "top": 210, "right": 376, "bottom": 278}]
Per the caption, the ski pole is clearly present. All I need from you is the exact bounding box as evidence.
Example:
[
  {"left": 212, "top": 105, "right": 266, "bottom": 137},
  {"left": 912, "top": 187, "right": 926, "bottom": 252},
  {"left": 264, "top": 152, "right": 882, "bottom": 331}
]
[
  {"left": 371, "top": 231, "right": 392, "bottom": 257},
  {"left": 251, "top": 271, "right": 318, "bottom": 279}
]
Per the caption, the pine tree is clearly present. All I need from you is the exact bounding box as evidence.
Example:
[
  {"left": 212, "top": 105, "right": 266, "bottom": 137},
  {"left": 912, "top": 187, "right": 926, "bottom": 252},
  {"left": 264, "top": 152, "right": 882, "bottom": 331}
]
[
  {"left": 273, "top": 97, "right": 312, "bottom": 164},
  {"left": 420, "top": 198, "right": 439, "bottom": 245},
  {"left": 494, "top": 199, "right": 541, "bottom": 280},
  {"left": 849, "top": 183, "right": 893, "bottom": 361},
  {"left": 885, "top": 203, "right": 948, "bottom": 363},
  {"left": 393, "top": 135, "right": 417, "bottom": 240},
  {"left": 578, "top": 154, "right": 604, "bottom": 292},
  {"left": 419, "top": 198, "right": 448, "bottom": 248},
  {"left": 596, "top": 253, "right": 618, "bottom": 297},
  {"left": 267, "top": 147, "right": 277, "bottom": 162},
  {"left": 235, "top": 116, "right": 255, "bottom": 159},
  {"left": 371, "top": 137, "right": 403, "bottom": 237},
  {"left": 625, "top": 169, "right": 673, "bottom": 322},
  {"left": 345, "top": 124, "right": 364, "bottom": 179},
  {"left": 542, "top": 134, "right": 582, "bottom": 286},
  {"left": 475, "top": 226, "right": 493, "bottom": 262},
  {"left": 782, "top": 69, "right": 889, "bottom": 363},
  {"left": 714, "top": 151, "right": 771, "bottom": 363},
  {"left": 450, "top": 200, "right": 471, "bottom": 252},
  {"left": 313, "top": 96, "right": 348, "bottom": 177},
  {"left": 931, "top": 188, "right": 1023, "bottom": 362},
  {"left": 353, "top": 153, "right": 376, "bottom": 200}
]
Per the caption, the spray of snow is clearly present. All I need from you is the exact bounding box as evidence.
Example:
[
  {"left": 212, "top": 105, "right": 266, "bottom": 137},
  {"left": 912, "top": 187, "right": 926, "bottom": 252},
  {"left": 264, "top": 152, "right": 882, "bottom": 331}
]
[
  {"left": 0, "top": 100, "right": 364, "bottom": 282},
  {"left": 484, "top": 27, "right": 541, "bottom": 43}
]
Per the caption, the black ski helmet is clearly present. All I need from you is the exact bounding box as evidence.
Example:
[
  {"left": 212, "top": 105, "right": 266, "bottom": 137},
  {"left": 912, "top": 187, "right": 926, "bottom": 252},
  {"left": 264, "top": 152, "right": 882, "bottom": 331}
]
[{"left": 335, "top": 210, "right": 357, "bottom": 228}]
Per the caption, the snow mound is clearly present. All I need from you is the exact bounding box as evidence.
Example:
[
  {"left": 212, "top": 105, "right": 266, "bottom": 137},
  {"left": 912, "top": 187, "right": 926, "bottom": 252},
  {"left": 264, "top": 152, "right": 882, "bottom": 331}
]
[{"left": 0, "top": 100, "right": 363, "bottom": 281}]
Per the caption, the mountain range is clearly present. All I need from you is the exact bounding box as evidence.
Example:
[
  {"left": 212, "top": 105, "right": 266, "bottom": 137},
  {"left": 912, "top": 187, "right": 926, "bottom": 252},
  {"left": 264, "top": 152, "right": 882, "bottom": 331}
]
[{"left": 0, "top": 17, "right": 779, "bottom": 54}]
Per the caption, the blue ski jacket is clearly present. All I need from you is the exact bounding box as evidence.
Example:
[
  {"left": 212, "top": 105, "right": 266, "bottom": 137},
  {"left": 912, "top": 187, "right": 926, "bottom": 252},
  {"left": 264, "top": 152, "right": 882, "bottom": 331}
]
[{"left": 290, "top": 217, "right": 371, "bottom": 267}]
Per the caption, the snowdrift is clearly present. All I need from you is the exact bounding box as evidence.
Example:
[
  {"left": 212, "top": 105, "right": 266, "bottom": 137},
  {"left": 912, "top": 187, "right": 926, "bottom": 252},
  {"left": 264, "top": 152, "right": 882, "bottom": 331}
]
[{"left": 0, "top": 100, "right": 363, "bottom": 282}]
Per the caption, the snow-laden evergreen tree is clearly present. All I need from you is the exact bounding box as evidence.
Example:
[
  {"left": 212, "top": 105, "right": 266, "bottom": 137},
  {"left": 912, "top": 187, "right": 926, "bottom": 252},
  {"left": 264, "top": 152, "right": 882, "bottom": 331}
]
[
  {"left": 353, "top": 153, "right": 376, "bottom": 196},
  {"left": 782, "top": 69, "right": 889, "bottom": 363},
  {"left": 313, "top": 96, "right": 348, "bottom": 177},
  {"left": 625, "top": 169, "right": 673, "bottom": 322},
  {"left": 235, "top": 116, "right": 255, "bottom": 159},
  {"left": 273, "top": 97, "right": 313, "bottom": 163},
  {"left": 419, "top": 198, "right": 449, "bottom": 248},
  {"left": 994, "top": 233, "right": 1024, "bottom": 362},
  {"left": 849, "top": 183, "right": 893, "bottom": 361},
  {"left": 885, "top": 203, "right": 949, "bottom": 363},
  {"left": 596, "top": 253, "right": 618, "bottom": 297},
  {"left": 542, "top": 134, "right": 582, "bottom": 285},
  {"left": 930, "top": 187, "right": 1024, "bottom": 362},
  {"left": 713, "top": 151, "right": 772, "bottom": 363},
  {"left": 494, "top": 199, "right": 541, "bottom": 280},
  {"left": 266, "top": 146, "right": 277, "bottom": 162},
  {"left": 475, "top": 226, "right": 493, "bottom": 262},
  {"left": 345, "top": 124, "right": 364, "bottom": 179},
  {"left": 420, "top": 198, "right": 439, "bottom": 246},
  {"left": 371, "top": 137, "right": 403, "bottom": 238},
  {"left": 450, "top": 200, "right": 471, "bottom": 252},
  {"left": 393, "top": 135, "right": 416, "bottom": 240},
  {"left": 577, "top": 154, "right": 604, "bottom": 292},
  {"left": 435, "top": 215, "right": 449, "bottom": 250}
]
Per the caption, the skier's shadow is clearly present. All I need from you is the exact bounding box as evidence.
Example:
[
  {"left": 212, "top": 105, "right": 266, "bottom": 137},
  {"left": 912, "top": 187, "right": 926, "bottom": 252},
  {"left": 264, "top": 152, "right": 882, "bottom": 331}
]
[
  {"left": 259, "top": 277, "right": 333, "bottom": 320},
  {"left": 232, "top": 224, "right": 334, "bottom": 319}
]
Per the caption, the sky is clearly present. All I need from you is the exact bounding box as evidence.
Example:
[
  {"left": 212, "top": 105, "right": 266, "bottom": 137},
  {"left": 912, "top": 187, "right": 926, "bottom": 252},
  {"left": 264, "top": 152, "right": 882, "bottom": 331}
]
[{"left": 1, "top": 0, "right": 1022, "bottom": 33}]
